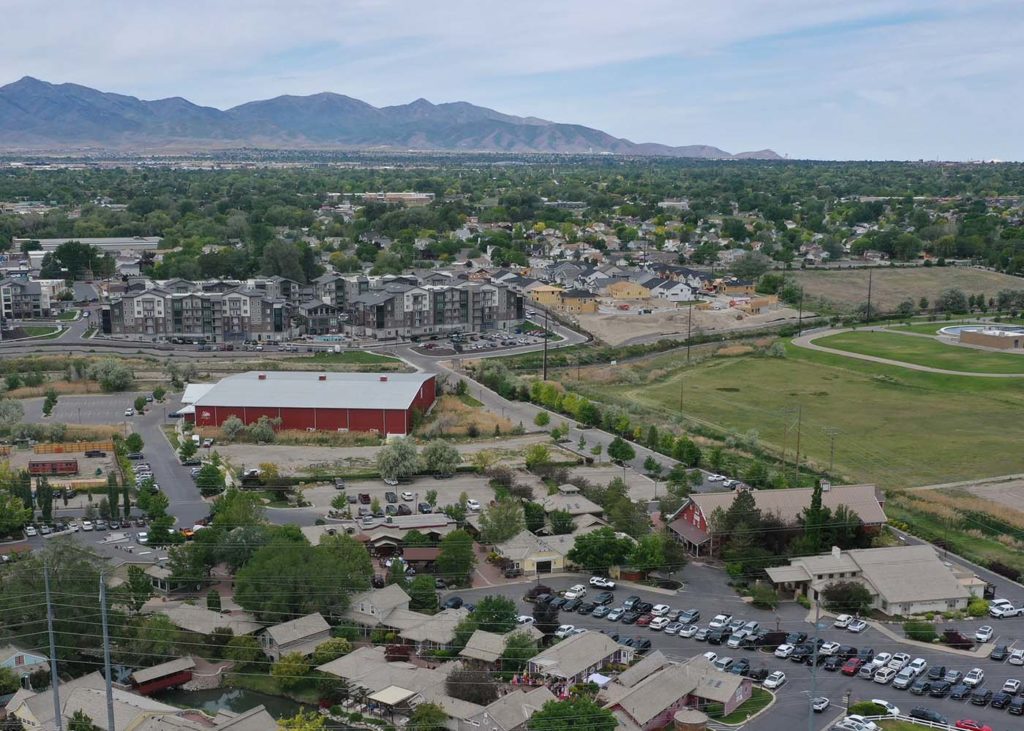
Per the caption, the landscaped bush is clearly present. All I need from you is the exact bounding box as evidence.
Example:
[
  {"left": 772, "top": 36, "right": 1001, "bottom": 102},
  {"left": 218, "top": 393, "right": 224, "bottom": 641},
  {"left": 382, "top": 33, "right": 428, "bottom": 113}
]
[
  {"left": 903, "top": 620, "right": 938, "bottom": 643},
  {"left": 967, "top": 597, "right": 990, "bottom": 617}
]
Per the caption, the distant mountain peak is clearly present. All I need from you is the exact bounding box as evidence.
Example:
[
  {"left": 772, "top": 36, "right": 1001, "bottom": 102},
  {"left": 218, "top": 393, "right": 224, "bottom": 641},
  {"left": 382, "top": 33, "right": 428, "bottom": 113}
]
[{"left": 0, "top": 77, "right": 780, "bottom": 159}]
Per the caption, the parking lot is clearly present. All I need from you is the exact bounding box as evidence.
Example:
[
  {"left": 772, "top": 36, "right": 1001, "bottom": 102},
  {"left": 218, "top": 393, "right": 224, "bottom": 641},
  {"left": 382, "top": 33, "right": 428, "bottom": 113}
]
[{"left": 443, "top": 569, "right": 1024, "bottom": 731}]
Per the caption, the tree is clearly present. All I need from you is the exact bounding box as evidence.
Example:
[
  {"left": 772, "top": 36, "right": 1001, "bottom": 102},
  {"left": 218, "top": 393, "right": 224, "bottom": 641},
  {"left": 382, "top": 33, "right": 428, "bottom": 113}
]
[
  {"left": 208, "top": 627, "right": 234, "bottom": 658},
  {"left": 212, "top": 488, "right": 266, "bottom": 529},
  {"left": 643, "top": 455, "right": 663, "bottom": 478},
  {"left": 534, "top": 411, "right": 550, "bottom": 427},
  {"left": 278, "top": 709, "right": 325, "bottom": 731},
  {"left": 821, "top": 581, "right": 874, "bottom": 615},
  {"left": 133, "top": 396, "right": 147, "bottom": 413},
  {"left": 123, "top": 565, "right": 152, "bottom": 615},
  {"left": 124, "top": 432, "right": 144, "bottom": 453},
  {"left": 86, "top": 359, "right": 134, "bottom": 391},
  {"left": 567, "top": 527, "right": 634, "bottom": 573},
  {"left": 226, "top": 635, "right": 263, "bottom": 669},
  {"left": 40, "top": 241, "right": 114, "bottom": 279},
  {"left": 607, "top": 437, "right": 635, "bottom": 463},
  {"left": 68, "top": 710, "right": 98, "bottom": 731},
  {"left": 196, "top": 464, "right": 226, "bottom": 497},
  {"left": 523, "top": 501, "right": 546, "bottom": 533},
  {"left": 445, "top": 668, "right": 499, "bottom": 706},
  {"left": 106, "top": 473, "right": 120, "bottom": 521},
  {"left": 0, "top": 667, "right": 21, "bottom": 696},
  {"left": 206, "top": 589, "right": 222, "bottom": 612},
  {"left": 408, "top": 575, "right": 439, "bottom": 615},
  {"left": 406, "top": 703, "right": 448, "bottom": 731},
  {"left": 499, "top": 631, "right": 538, "bottom": 673},
  {"left": 272, "top": 652, "right": 311, "bottom": 691},
  {"left": 37, "top": 477, "right": 53, "bottom": 523},
  {"left": 477, "top": 499, "right": 525, "bottom": 544},
  {"left": 122, "top": 482, "right": 131, "bottom": 519},
  {"left": 532, "top": 600, "right": 560, "bottom": 637},
  {"left": 178, "top": 439, "right": 198, "bottom": 461},
  {"left": 936, "top": 287, "right": 968, "bottom": 313},
  {"left": 472, "top": 595, "right": 518, "bottom": 633},
  {"left": 221, "top": 415, "right": 245, "bottom": 441},
  {"left": 376, "top": 438, "right": 419, "bottom": 480},
  {"left": 0, "top": 399, "right": 24, "bottom": 430},
  {"left": 903, "top": 620, "right": 938, "bottom": 643},
  {"left": 419, "top": 441, "right": 461, "bottom": 476},
  {"left": 134, "top": 614, "right": 180, "bottom": 662},
  {"left": 0, "top": 491, "right": 32, "bottom": 536},
  {"left": 524, "top": 444, "right": 550, "bottom": 470},
  {"left": 471, "top": 450, "right": 499, "bottom": 474},
  {"left": 152, "top": 386, "right": 166, "bottom": 402},
  {"left": 530, "top": 697, "right": 616, "bottom": 731},
  {"left": 436, "top": 530, "right": 476, "bottom": 586},
  {"left": 311, "top": 637, "right": 352, "bottom": 666},
  {"left": 246, "top": 416, "right": 277, "bottom": 443},
  {"left": 549, "top": 510, "right": 576, "bottom": 535},
  {"left": 750, "top": 584, "right": 779, "bottom": 609},
  {"left": 626, "top": 533, "right": 667, "bottom": 575}
]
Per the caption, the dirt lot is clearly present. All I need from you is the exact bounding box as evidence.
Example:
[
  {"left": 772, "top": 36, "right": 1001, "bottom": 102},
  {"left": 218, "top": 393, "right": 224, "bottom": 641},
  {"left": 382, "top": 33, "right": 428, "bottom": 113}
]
[
  {"left": 6, "top": 448, "right": 115, "bottom": 482},
  {"left": 568, "top": 465, "right": 658, "bottom": 501},
  {"left": 792, "top": 267, "right": 1024, "bottom": 312},
  {"left": 961, "top": 478, "right": 1024, "bottom": 511},
  {"left": 576, "top": 305, "right": 803, "bottom": 346},
  {"left": 214, "top": 433, "right": 551, "bottom": 475},
  {"left": 302, "top": 473, "right": 496, "bottom": 514}
]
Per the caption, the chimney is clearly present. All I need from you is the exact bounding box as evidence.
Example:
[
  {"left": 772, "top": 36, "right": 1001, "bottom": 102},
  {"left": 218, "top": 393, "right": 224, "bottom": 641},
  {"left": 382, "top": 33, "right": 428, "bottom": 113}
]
[
  {"left": 831, "top": 545, "right": 842, "bottom": 559},
  {"left": 257, "top": 373, "right": 267, "bottom": 380},
  {"left": 379, "top": 376, "right": 388, "bottom": 382},
  {"left": 318, "top": 374, "right": 327, "bottom": 381}
]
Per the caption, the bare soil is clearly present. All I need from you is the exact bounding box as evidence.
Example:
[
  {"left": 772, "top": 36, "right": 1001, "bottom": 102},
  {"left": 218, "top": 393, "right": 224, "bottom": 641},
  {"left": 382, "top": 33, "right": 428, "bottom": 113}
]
[{"left": 576, "top": 305, "right": 804, "bottom": 346}]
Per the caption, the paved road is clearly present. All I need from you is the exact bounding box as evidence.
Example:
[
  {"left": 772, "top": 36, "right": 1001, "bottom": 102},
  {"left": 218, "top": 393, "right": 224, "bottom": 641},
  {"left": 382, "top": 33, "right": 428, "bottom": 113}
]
[
  {"left": 444, "top": 570, "right": 1024, "bottom": 731},
  {"left": 792, "top": 328, "right": 1024, "bottom": 378}
]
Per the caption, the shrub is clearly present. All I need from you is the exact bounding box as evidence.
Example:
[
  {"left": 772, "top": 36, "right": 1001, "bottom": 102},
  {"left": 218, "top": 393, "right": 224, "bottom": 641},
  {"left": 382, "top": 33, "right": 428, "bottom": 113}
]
[
  {"left": 750, "top": 584, "right": 779, "bottom": 610},
  {"left": 534, "top": 412, "right": 550, "bottom": 427},
  {"left": 903, "top": 620, "right": 938, "bottom": 643},
  {"left": 797, "top": 595, "right": 811, "bottom": 609},
  {"left": 967, "top": 597, "right": 990, "bottom": 617},
  {"left": 848, "top": 701, "right": 887, "bottom": 716}
]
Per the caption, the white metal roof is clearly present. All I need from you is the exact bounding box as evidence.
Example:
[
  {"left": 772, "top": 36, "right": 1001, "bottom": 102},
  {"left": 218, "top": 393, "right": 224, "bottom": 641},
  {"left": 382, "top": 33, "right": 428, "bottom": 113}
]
[
  {"left": 193, "top": 371, "right": 432, "bottom": 411},
  {"left": 181, "top": 383, "right": 214, "bottom": 405}
]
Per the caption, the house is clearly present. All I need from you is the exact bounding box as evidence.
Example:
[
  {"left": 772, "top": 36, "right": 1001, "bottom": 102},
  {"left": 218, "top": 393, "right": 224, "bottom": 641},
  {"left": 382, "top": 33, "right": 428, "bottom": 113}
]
[
  {"left": 540, "top": 484, "right": 604, "bottom": 517},
  {"left": 715, "top": 277, "right": 755, "bottom": 296},
  {"left": 602, "top": 655, "right": 752, "bottom": 729},
  {"left": 766, "top": 545, "right": 983, "bottom": 616},
  {"left": 494, "top": 530, "right": 568, "bottom": 575},
  {"left": 528, "top": 631, "right": 632, "bottom": 684},
  {"left": 604, "top": 280, "right": 650, "bottom": 300},
  {"left": 148, "top": 604, "right": 263, "bottom": 638},
  {"left": 526, "top": 284, "right": 564, "bottom": 308},
  {"left": 457, "top": 686, "right": 556, "bottom": 731},
  {"left": 557, "top": 289, "right": 598, "bottom": 314},
  {"left": 649, "top": 280, "right": 695, "bottom": 302},
  {"left": 458, "top": 627, "right": 543, "bottom": 667},
  {"left": 0, "top": 644, "right": 48, "bottom": 678},
  {"left": 346, "top": 585, "right": 412, "bottom": 628},
  {"left": 398, "top": 608, "right": 470, "bottom": 652},
  {"left": 667, "top": 483, "right": 886, "bottom": 555},
  {"left": 297, "top": 301, "right": 341, "bottom": 335},
  {"left": 259, "top": 612, "right": 331, "bottom": 661}
]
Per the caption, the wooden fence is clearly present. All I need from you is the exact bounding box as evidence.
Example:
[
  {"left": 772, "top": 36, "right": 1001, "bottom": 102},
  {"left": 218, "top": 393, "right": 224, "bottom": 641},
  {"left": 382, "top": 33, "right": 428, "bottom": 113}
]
[{"left": 33, "top": 440, "right": 115, "bottom": 455}]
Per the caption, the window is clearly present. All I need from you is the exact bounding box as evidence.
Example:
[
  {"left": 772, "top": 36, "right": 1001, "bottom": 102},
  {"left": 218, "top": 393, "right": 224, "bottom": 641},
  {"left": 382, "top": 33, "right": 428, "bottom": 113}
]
[{"left": 15, "top": 654, "right": 24, "bottom": 666}]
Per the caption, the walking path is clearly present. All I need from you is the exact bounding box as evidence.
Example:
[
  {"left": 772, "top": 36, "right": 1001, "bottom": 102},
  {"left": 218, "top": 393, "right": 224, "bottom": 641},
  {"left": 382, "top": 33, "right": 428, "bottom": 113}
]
[{"left": 791, "top": 328, "right": 1024, "bottom": 378}]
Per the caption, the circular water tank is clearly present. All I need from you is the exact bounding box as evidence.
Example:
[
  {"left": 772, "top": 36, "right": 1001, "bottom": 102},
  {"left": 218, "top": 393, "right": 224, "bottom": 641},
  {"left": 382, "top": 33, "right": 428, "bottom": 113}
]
[{"left": 673, "top": 708, "right": 708, "bottom": 731}]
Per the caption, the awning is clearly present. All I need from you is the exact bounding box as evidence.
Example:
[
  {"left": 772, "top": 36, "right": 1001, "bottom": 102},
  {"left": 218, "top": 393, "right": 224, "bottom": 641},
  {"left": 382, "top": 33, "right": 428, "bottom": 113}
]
[
  {"left": 668, "top": 518, "right": 710, "bottom": 545},
  {"left": 586, "top": 673, "right": 612, "bottom": 687},
  {"left": 368, "top": 685, "right": 418, "bottom": 707}
]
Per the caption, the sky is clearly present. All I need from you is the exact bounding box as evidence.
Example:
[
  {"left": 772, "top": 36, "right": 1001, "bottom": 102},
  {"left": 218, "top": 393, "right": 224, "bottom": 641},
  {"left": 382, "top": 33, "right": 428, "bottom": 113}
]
[{"left": 2, "top": 0, "right": 1022, "bottom": 160}]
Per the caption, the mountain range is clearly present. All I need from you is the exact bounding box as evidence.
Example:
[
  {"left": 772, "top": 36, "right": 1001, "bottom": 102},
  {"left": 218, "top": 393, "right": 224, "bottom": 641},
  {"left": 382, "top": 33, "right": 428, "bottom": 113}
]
[{"left": 0, "top": 76, "right": 780, "bottom": 159}]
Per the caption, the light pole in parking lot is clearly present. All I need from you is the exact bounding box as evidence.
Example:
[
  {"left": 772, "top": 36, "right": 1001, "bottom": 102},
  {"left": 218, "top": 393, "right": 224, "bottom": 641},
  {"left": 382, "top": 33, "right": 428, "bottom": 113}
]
[{"left": 807, "top": 602, "right": 829, "bottom": 731}]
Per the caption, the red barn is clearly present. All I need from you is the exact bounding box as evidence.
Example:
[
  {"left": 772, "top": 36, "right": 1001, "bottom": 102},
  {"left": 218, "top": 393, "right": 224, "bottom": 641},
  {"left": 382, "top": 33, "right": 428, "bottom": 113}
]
[{"left": 188, "top": 371, "right": 436, "bottom": 436}]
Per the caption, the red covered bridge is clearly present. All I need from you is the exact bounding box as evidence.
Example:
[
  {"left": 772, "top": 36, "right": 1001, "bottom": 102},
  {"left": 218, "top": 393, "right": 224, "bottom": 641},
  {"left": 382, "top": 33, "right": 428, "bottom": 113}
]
[
  {"left": 187, "top": 371, "right": 437, "bottom": 436},
  {"left": 130, "top": 657, "right": 196, "bottom": 695}
]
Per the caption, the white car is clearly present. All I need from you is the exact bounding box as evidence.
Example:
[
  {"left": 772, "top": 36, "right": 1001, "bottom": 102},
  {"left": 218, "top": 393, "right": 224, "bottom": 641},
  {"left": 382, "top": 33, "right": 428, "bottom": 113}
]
[
  {"left": 907, "top": 658, "right": 927, "bottom": 676},
  {"left": 24, "top": 525, "right": 37, "bottom": 537},
  {"left": 975, "top": 625, "right": 994, "bottom": 642},
  {"left": 1009, "top": 649, "right": 1024, "bottom": 666},
  {"left": 713, "top": 656, "right": 734, "bottom": 672},
  {"left": 678, "top": 624, "right": 699, "bottom": 638},
  {"left": 834, "top": 614, "right": 853, "bottom": 628},
  {"left": 706, "top": 473, "right": 726, "bottom": 482},
  {"left": 709, "top": 614, "right": 731, "bottom": 629},
  {"left": 887, "top": 652, "right": 910, "bottom": 671},
  {"left": 401, "top": 491, "right": 414, "bottom": 501},
  {"left": 1003, "top": 678, "right": 1022, "bottom": 695},
  {"left": 870, "top": 652, "right": 892, "bottom": 670},
  {"left": 651, "top": 604, "right": 671, "bottom": 617},
  {"left": 137, "top": 532, "right": 148, "bottom": 544},
  {"left": 516, "top": 615, "right": 535, "bottom": 625},
  {"left": 554, "top": 625, "right": 576, "bottom": 639},
  {"left": 990, "top": 603, "right": 1023, "bottom": 618},
  {"left": 811, "top": 697, "right": 830, "bottom": 713},
  {"left": 124, "top": 408, "right": 134, "bottom": 416},
  {"left": 774, "top": 644, "right": 795, "bottom": 658},
  {"left": 964, "top": 667, "right": 985, "bottom": 687},
  {"left": 763, "top": 671, "right": 786, "bottom": 690},
  {"left": 563, "top": 584, "right": 587, "bottom": 600},
  {"left": 649, "top": 617, "right": 670, "bottom": 631},
  {"left": 702, "top": 651, "right": 718, "bottom": 663},
  {"left": 589, "top": 576, "right": 616, "bottom": 589},
  {"left": 869, "top": 699, "right": 899, "bottom": 717},
  {"left": 81, "top": 521, "right": 94, "bottom": 531},
  {"left": 845, "top": 716, "right": 879, "bottom": 731},
  {"left": 570, "top": 628, "right": 588, "bottom": 635},
  {"left": 873, "top": 667, "right": 897, "bottom": 685},
  {"left": 465, "top": 499, "right": 481, "bottom": 512},
  {"left": 847, "top": 618, "right": 868, "bottom": 633},
  {"left": 819, "top": 641, "right": 841, "bottom": 656}
]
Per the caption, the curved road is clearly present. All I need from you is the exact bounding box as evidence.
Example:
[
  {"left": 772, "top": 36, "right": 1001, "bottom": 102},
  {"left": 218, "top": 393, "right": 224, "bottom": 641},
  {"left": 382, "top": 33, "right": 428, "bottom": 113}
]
[{"left": 791, "top": 327, "right": 1024, "bottom": 378}]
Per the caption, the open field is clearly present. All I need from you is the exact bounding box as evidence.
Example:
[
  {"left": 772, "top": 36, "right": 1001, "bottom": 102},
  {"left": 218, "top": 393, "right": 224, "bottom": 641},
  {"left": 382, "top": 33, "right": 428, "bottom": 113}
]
[
  {"left": 593, "top": 344, "right": 1024, "bottom": 487},
  {"left": 886, "top": 320, "right": 979, "bottom": 335},
  {"left": 792, "top": 266, "right": 1024, "bottom": 311},
  {"left": 575, "top": 304, "right": 804, "bottom": 346},
  {"left": 816, "top": 330, "right": 1024, "bottom": 373}
]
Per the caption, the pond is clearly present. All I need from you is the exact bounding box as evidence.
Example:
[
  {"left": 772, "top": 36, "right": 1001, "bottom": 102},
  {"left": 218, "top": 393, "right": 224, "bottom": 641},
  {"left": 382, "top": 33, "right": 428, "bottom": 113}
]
[{"left": 154, "top": 687, "right": 306, "bottom": 720}]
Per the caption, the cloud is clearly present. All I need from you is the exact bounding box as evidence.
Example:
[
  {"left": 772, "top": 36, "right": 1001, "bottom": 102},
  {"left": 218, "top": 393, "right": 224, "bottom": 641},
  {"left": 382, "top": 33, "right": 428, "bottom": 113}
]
[{"left": 0, "top": 0, "right": 1020, "bottom": 159}]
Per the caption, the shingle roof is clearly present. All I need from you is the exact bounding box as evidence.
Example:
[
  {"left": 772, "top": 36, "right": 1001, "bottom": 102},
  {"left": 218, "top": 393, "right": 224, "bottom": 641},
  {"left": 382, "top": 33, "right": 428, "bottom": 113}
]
[
  {"left": 193, "top": 371, "right": 433, "bottom": 411},
  {"left": 130, "top": 657, "right": 196, "bottom": 685},
  {"left": 153, "top": 605, "right": 262, "bottom": 636},
  {"left": 399, "top": 608, "right": 469, "bottom": 644},
  {"left": 529, "top": 632, "right": 625, "bottom": 680},
  {"left": 688, "top": 484, "right": 885, "bottom": 527},
  {"left": 474, "top": 686, "right": 556, "bottom": 731},
  {"left": 264, "top": 612, "right": 330, "bottom": 647}
]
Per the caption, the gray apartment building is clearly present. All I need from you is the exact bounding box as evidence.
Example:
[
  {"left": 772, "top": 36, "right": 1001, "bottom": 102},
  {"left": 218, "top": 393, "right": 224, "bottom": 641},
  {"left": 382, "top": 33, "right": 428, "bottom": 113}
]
[{"left": 0, "top": 278, "right": 50, "bottom": 320}]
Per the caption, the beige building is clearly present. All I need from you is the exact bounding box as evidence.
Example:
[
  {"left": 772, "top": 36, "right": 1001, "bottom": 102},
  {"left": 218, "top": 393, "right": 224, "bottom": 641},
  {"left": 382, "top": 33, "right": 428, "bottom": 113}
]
[
  {"left": 959, "top": 327, "right": 1024, "bottom": 350},
  {"left": 604, "top": 280, "right": 650, "bottom": 300}
]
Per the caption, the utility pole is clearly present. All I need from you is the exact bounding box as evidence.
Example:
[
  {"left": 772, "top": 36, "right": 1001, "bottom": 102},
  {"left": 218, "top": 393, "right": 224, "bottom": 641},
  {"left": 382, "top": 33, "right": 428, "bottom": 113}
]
[
  {"left": 678, "top": 378, "right": 684, "bottom": 413},
  {"left": 808, "top": 601, "right": 827, "bottom": 731},
  {"left": 824, "top": 427, "right": 841, "bottom": 474},
  {"left": 44, "top": 566, "right": 63, "bottom": 731},
  {"left": 685, "top": 303, "right": 694, "bottom": 363},
  {"left": 542, "top": 308, "right": 549, "bottom": 381},
  {"left": 99, "top": 575, "right": 116, "bottom": 731},
  {"left": 793, "top": 405, "right": 803, "bottom": 483},
  {"left": 797, "top": 287, "right": 805, "bottom": 335},
  {"left": 865, "top": 268, "right": 873, "bottom": 323}
]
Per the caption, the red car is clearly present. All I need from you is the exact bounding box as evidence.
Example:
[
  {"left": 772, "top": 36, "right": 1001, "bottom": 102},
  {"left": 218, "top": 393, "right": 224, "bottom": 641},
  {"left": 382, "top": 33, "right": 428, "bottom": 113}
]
[
  {"left": 955, "top": 721, "right": 992, "bottom": 731},
  {"left": 635, "top": 613, "right": 654, "bottom": 627},
  {"left": 841, "top": 658, "right": 864, "bottom": 676}
]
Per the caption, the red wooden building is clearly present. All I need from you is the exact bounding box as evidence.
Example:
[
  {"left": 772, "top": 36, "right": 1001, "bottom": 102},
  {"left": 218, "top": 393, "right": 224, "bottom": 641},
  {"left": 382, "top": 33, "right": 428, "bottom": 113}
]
[
  {"left": 188, "top": 371, "right": 436, "bottom": 436},
  {"left": 28, "top": 459, "right": 78, "bottom": 476},
  {"left": 130, "top": 657, "right": 195, "bottom": 695}
]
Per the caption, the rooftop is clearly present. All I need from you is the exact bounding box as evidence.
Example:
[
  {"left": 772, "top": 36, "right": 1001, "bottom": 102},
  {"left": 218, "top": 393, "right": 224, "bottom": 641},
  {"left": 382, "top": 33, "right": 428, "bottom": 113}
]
[
  {"left": 686, "top": 484, "right": 886, "bottom": 526},
  {"left": 529, "top": 631, "right": 627, "bottom": 680},
  {"left": 264, "top": 612, "right": 330, "bottom": 647}
]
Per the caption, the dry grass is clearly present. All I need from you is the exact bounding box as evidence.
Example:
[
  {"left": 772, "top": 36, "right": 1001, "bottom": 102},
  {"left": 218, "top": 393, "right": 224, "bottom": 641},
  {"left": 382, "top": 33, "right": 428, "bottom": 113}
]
[
  {"left": 194, "top": 425, "right": 380, "bottom": 448},
  {"left": 716, "top": 345, "right": 755, "bottom": 357},
  {"left": 418, "top": 395, "right": 515, "bottom": 437},
  {"left": 65, "top": 425, "right": 121, "bottom": 440},
  {"left": 8, "top": 381, "right": 104, "bottom": 398},
  {"left": 890, "top": 488, "right": 1024, "bottom": 533}
]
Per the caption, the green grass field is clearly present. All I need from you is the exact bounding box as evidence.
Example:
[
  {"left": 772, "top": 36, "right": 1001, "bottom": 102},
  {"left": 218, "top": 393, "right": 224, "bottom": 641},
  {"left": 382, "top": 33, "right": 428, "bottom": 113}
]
[
  {"left": 56, "top": 309, "right": 78, "bottom": 321},
  {"left": 885, "top": 321, "right": 976, "bottom": 335},
  {"left": 20, "top": 326, "right": 63, "bottom": 338},
  {"left": 817, "top": 330, "right": 1024, "bottom": 374},
  {"left": 712, "top": 688, "right": 773, "bottom": 724},
  {"left": 606, "top": 344, "right": 1024, "bottom": 487}
]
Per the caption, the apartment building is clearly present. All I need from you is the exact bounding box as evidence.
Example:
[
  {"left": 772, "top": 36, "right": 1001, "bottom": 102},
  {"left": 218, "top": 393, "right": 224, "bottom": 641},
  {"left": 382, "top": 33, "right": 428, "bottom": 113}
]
[
  {"left": 0, "top": 278, "right": 52, "bottom": 320},
  {"left": 347, "top": 281, "right": 523, "bottom": 340}
]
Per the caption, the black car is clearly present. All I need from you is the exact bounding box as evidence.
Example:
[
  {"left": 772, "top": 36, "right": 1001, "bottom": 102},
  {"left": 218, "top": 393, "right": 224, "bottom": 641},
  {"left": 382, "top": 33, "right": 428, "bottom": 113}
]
[
  {"left": 748, "top": 667, "right": 770, "bottom": 683},
  {"left": 992, "top": 691, "right": 1013, "bottom": 709},
  {"left": 791, "top": 645, "right": 812, "bottom": 662},
  {"left": 927, "top": 665, "right": 946, "bottom": 681},
  {"left": 619, "top": 637, "right": 635, "bottom": 648},
  {"left": 622, "top": 595, "right": 641, "bottom": 610},
  {"left": 577, "top": 602, "right": 597, "bottom": 615},
  {"left": 634, "top": 638, "right": 652, "bottom": 654},
  {"left": 838, "top": 645, "right": 857, "bottom": 661},
  {"left": 635, "top": 602, "right": 654, "bottom": 614},
  {"left": 621, "top": 611, "right": 640, "bottom": 625},
  {"left": 602, "top": 631, "right": 620, "bottom": 643},
  {"left": 180, "top": 457, "right": 201, "bottom": 466},
  {"left": 785, "top": 631, "right": 808, "bottom": 645},
  {"left": 503, "top": 567, "right": 523, "bottom": 579},
  {"left": 729, "top": 658, "right": 751, "bottom": 676},
  {"left": 563, "top": 599, "right": 583, "bottom": 613},
  {"left": 397, "top": 504, "right": 412, "bottom": 516},
  {"left": 990, "top": 643, "right": 1009, "bottom": 661},
  {"left": 823, "top": 656, "right": 843, "bottom": 672},
  {"left": 805, "top": 653, "right": 828, "bottom": 667},
  {"left": 385, "top": 491, "right": 397, "bottom": 503},
  {"left": 1009, "top": 696, "right": 1024, "bottom": 715},
  {"left": 550, "top": 597, "right": 568, "bottom": 609},
  {"left": 434, "top": 578, "right": 447, "bottom": 590},
  {"left": 909, "top": 708, "right": 947, "bottom": 725},
  {"left": 418, "top": 502, "right": 432, "bottom": 514},
  {"left": 385, "top": 504, "right": 398, "bottom": 516},
  {"left": 909, "top": 679, "right": 931, "bottom": 695},
  {"left": 594, "top": 591, "right": 615, "bottom": 605},
  {"left": 857, "top": 647, "right": 875, "bottom": 663},
  {"left": 950, "top": 683, "right": 972, "bottom": 700},
  {"left": 970, "top": 688, "right": 993, "bottom": 706},
  {"left": 707, "top": 630, "right": 727, "bottom": 645},
  {"left": 929, "top": 681, "right": 952, "bottom": 698},
  {"left": 443, "top": 596, "right": 463, "bottom": 609},
  {"left": 127, "top": 452, "right": 144, "bottom": 460}
]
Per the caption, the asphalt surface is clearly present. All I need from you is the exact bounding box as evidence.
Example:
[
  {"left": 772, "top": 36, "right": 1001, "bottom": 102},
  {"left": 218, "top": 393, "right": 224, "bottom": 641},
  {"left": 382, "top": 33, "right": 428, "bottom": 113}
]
[{"left": 444, "top": 571, "right": 1024, "bottom": 731}]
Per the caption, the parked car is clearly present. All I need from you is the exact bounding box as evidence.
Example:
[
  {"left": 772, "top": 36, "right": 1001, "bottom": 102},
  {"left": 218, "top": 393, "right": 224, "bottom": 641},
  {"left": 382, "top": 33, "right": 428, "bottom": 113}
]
[
  {"left": 811, "top": 697, "right": 830, "bottom": 713},
  {"left": 678, "top": 609, "right": 700, "bottom": 625},
  {"left": 909, "top": 679, "right": 931, "bottom": 695},
  {"left": 873, "top": 667, "right": 898, "bottom": 685},
  {"left": 908, "top": 708, "right": 947, "bottom": 725},
  {"left": 606, "top": 608, "right": 625, "bottom": 622},
  {"left": 927, "top": 665, "right": 947, "bottom": 681},
  {"left": 594, "top": 591, "right": 615, "bottom": 605},
  {"left": 950, "top": 684, "right": 973, "bottom": 701},
  {"left": 847, "top": 618, "right": 868, "bottom": 633},
  {"left": 990, "top": 644, "right": 1009, "bottom": 661},
  {"left": 975, "top": 626, "right": 994, "bottom": 643},
  {"left": 384, "top": 491, "right": 397, "bottom": 503},
  {"left": 929, "top": 681, "right": 952, "bottom": 698},
  {"left": 763, "top": 671, "right": 786, "bottom": 690},
  {"left": 834, "top": 614, "right": 853, "bottom": 628},
  {"left": 970, "top": 688, "right": 993, "bottom": 706},
  {"left": 663, "top": 622, "right": 684, "bottom": 634},
  {"left": 589, "top": 576, "right": 616, "bottom": 589},
  {"left": 964, "top": 668, "right": 985, "bottom": 688},
  {"left": 1002, "top": 678, "right": 1021, "bottom": 695},
  {"left": 954, "top": 721, "right": 993, "bottom": 731},
  {"left": 729, "top": 658, "right": 751, "bottom": 676},
  {"left": 563, "top": 584, "right": 587, "bottom": 600},
  {"left": 869, "top": 700, "right": 899, "bottom": 716},
  {"left": 991, "top": 691, "right": 1012, "bottom": 709},
  {"left": 841, "top": 658, "right": 864, "bottom": 675},
  {"left": 443, "top": 596, "right": 463, "bottom": 609},
  {"left": 1010, "top": 649, "right": 1024, "bottom": 666}
]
